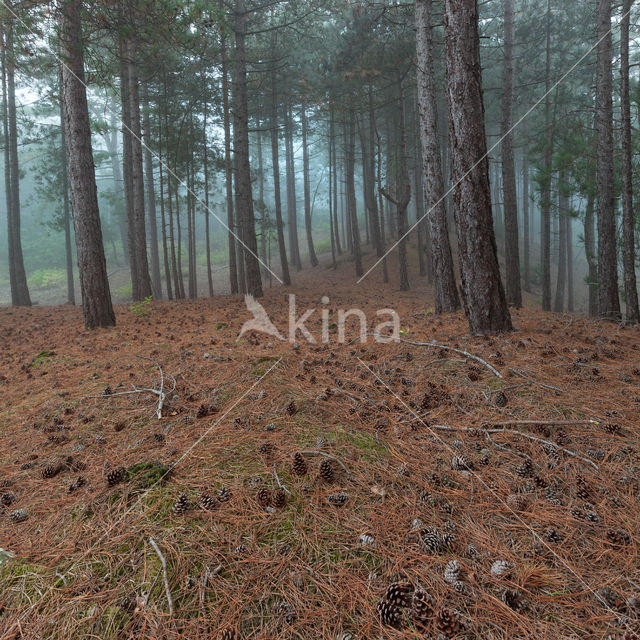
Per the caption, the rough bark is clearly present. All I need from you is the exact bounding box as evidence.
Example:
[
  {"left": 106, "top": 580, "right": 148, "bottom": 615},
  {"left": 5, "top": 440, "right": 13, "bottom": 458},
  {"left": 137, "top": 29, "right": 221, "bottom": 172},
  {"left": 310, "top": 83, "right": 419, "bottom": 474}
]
[
  {"left": 158, "top": 131, "right": 173, "bottom": 300},
  {"left": 220, "top": 18, "right": 238, "bottom": 295},
  {"left": 203, "top": 96, "right": 214, "bottom": 297},
  {"left": 443, "top": 0, "right": 512, "bottom": 334},
  {"left": 620, "top": 0, "right": 639, "bottom": 322},
  {"left": 415, "top": 0, "right": 460, "bottom": 313},
  {"left": 584, "top": 189, "right": 598, "bottom": 316},
  {"left": 269, "top": 72, "right": 291, "bottom": 285},
  {"left": 330, "top": 107, "right": 342, "bottom": 256},
  {"left": 285, "top": 102, "right": 302, "bottom": 271},
  {"left": 301, "top": 102, "right": 318, "bottom": 267},
  {"left": 59, "top": 0, "right": 115, "bottom": 328},
  {"left": 345, "top": 106, "right": 363, "bottom": 277},
  {"left": 501, "top": 0, "right": 521, "bottom": 307},
  {"left": 232, "top": 0, "right": 262, "bottom": 297},
  {"left": 541, "top": 0, "right": 553, "bottom": 311},
  {"left": 4, "top": 20, "right": 30, "bottom": 306},
  {"left": 522, "top": 153, "right": 530, "bottom": 292},
  {"left": 554, "top": 171, "right": 568, "bottom": 313},
  {"left": 59, "top": 79, "right": 75, "bottom": 305},
  {"left": 595, "top": 0, "right": 621, "bottom": 319},
  {"left": 142, "top": 86, "right": 162, "bottom": 299}
]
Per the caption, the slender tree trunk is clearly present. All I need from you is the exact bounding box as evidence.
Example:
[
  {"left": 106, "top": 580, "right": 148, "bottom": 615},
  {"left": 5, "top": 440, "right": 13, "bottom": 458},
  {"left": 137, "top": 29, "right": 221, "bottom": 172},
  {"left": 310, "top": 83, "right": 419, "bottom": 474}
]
[
  {"left": 443, "top": 0, "right": 512, "bottom": 334},
  {"left": 345, "top": 105, "right": 363, "bottom": 277},
  {"left": 620, "top": 0, "right": 639, "bottom": 322},
  {"left": 158, "top": 131, "right": 173, "bottom": 300},
  {"left": 175, "top": 181, "right": 185, "bottom": 298},
  {"left": 501, "top": 0, "right": 521, "bottom": 306},
  {"left": 4, "top": 21, "right": 30, "bottom": 306},
  {"left": 554, "top": 170, "right": 567, "bottom": 313},
  {"left": 566, "top": 211, "right": 574, "bottom": 312},
  {"left": 203, "top": 95, "right": 214, "bottom": 297},
  {"left": 269, "top": 71, "right": 291, "bottom": 285},
  {"left": 232, "top": 0, "right": 263, "bottom": 297},
  {"left": 142, "top": 86, "right": 161, "bottom": 299},
  {"left": 358, "top": 112, "right": 382, "bottom": 260},
  {"left": 256, "top": 125, "right": 268, "bottom": 278},
  {"left": 584, "top": 189, "right": 598, "bottom": 316},
  {"left": 415, "top": 0, "right": 460, "bottom": 313},
  {"left": 59, "top": 0, "right": 114, "bottom": 328},
  {"left": 541, "top": 0, "right": 553, "bottom": 311},
  {"left": 59, "top": 75, "right": 75, "bottom": 305},
  {"left": 167, "top": 175, "right": 180, "bottom": 298},
  {"left": 301, "top": 101, "right": 318, "bottom": 267},
  {"left": 220, "top": 19, "right": 238, "bottom": 294},
  {"left": 330, "top": 107, "right": 342, "bottom": 256},
  {"left": 522, "top": 153, "right": 530, "bottom": 292},
  {"left": 285, "top": 102, "right": 302, "bottom": 270},
  {"left": 186, "top": 153, "right": 196, "bottom": 298},
  {"left": 596, "top": 0, "right": 621, "bottom": 319}
]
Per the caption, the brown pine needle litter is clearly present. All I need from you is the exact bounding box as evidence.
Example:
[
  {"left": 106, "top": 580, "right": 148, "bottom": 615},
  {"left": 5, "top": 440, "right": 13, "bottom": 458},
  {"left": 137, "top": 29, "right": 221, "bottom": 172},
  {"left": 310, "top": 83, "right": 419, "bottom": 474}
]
[{"left": 1, "top": 272, "right": 640, "bottom": 639}]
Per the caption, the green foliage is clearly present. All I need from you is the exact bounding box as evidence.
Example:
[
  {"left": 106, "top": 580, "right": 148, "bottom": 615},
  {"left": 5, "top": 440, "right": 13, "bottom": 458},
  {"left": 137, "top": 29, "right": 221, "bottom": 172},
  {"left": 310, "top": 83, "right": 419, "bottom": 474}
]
[
  {"left": 28, "top": 268, "right": 65, "bottom": 291},
  {"left": 130, "top": 296, "right": 153, "bottom": 317}
]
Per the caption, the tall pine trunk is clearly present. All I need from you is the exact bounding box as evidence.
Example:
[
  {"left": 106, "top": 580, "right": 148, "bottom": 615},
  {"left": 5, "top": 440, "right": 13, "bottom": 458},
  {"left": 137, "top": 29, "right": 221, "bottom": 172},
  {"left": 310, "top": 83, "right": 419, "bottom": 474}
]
[
  {"left": 285, "top": 102, "right": 302, "bottom": 270},
  {"left": 203, "top": 95, "right": 214, "bottom": 297},
  {"left": 501, "top": 0, "right": 521, "bottom": 306},
  {"left": 541, "top": 0, "right": 553, "bottom": 311},
  {"left": 4, "top": 21, "right": 30, "bottom": 306},
  {"left": 443, "top": 0, "right": 512, "bottom": 334},
  {"left": 620, "top": 0, "right": 639, "bottom": 322},
  {"left": 59, "top": 75, "right": 75, "bottom": 305},
  {"left": 522, "top": 154, "right": 530, "bottom": 292},
  {"left": 415, "top": 0, "right": 459, "bottom": 313},
  {"left": 595, "top": 0, "right": 620, "bottom": 319},
  {"left": 301, "top": 102, "right": 318, "bottom": 267},
  {"left": 59, "top": 0, "right": 114, "bottom": 328},
  {"left": 232, "top": 0, "right": 262, "bottom": 297},
  {"left": 345, "top": 105, "right": 363, "bottom": 277},
  {"left": 554, "top": 170, "right": 568, "bottom": 312}
]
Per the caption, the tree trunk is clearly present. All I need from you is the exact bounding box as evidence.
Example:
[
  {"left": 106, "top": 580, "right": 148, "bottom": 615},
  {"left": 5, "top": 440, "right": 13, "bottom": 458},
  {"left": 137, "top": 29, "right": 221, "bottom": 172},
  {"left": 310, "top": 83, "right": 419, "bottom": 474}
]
[
  {"left": 566, "top": 211, "right": 574, "bottom": 313},
  {"left": 232, "top": 0, "right": 263, "bottom": 297},
  {"left": 220, "top": 18, "right": 238, "bottom": 295},
  {"left": 415, "top": 0, "right": 460, "bottom": 313},
  {"left": 256, "top": 124, "right": 268, "bottom": 279},
  {"left": 522, "top": 153, "right": 530, "bottom": 292},
  {"left": 4, "top": 20, "right": 30, "bottom": 306},
  {"left": 59, "top": 75, "right": 75, "bottom": 305},
  {"left": 59, "top": 0, "right": 115, "bottom": 328},
  {"left": 554, "top": 171, "right": 567, "bottom": 313},
  {"left": 443, "top": 0, "right": 512, "bottom": 334},
  {"left": 541, "top": 0, "right": 553, "bottom": 311},
  {"left": 269, "top": 71, "right": 291, "bottom": 285},
  {"left": 345, "top": 105, "right": 363, "bottom": 277},
  {"left": 285, "top": 102, "right": 302, "bottom": 270},
  {"left": 142, "top": 86, "right": 162, "bottom": 299},
  {"left": 584, "top": 189, "right": 598, "bottom": 316},
  {"left": 330, "top": 107, "right": 342, "bottom": 256},
  {"left": 203, "top": 95, "right": 214, "bottom": 297},
  {"left": 596, "top": 0, "right": 621, "bottom": 319},
  {"left": 301, "top": 101, "right": 318, "bottom": 267},
  {"left": 158, "top": 131, "right": 173, "bottom": 300},
  {"left": 501, "top": 0, "right": 521, "bottom": 307},
  {"left": 620, "top": 0, "right": 639, "bottom": 322}
]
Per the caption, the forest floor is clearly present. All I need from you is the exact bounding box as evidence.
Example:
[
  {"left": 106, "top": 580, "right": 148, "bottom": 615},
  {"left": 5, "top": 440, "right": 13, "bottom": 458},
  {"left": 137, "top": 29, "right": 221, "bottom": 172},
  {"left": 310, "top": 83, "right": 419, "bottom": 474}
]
[{"left": 0, "top": 253, "right": 639, "bottom": 640}]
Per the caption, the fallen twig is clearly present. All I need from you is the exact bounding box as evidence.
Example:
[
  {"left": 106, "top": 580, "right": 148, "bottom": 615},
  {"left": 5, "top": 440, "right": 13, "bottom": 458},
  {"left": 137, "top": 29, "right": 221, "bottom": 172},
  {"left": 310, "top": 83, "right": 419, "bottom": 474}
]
[
  {"left": 509, "top": 367, "right": 564, "bottom": 394},
  {"left": 484, "top": 419, "right": 601, "bottom": 428},
  {"left": 273, "top": 464, "right": 290, "bottom": 494},
  {"left": 371, "top": 333, "right": 502, "bottom": 378},
  {"left": 148, "top": 537, "right": 174, "bottom": 617}
]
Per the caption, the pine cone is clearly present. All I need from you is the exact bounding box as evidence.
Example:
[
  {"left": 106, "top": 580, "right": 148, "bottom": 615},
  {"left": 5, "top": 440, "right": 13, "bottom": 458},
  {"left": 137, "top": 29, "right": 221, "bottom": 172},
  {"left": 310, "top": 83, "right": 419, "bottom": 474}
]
[
  {"left": 516, "top": 459, "right": 534, "bottom": 478},
  {"left": 8, "top": 509, "right": 27, "bottom": 523},
  {"left": 410, "top": 588, "right": 433, "bottom": 625},
  {"left": 106, "top": 466, "right": 126, "bottom": 487},
  {"left": 0, "top": 492, "right": 16, "bottom": 507},
  {"left": 383, "top": 581, "right": 413, "bottom": 607},
  {"left": 444, "top": 559, "right": 462, "bottom": 584},
  {"left": 68, "top": 476, "right": 86, "bottom": 493},
  {"left": 319, "top": 459, "right": 335, "bottom": 483},
  {"left": 272, "top": 488, "right": 287, "bottom": 509},
  {"left": 451, "top": 455, "right": 473, "bottom": 471},
  {"left": 199, "top": 492, "right": 219, "bottom": 511},
  {"left": 285, "top": 400, "right": 297, "bottom": 416},
  {"left": 257, "top": 442, "right": 274, "bottom": 458},
  {"left": 494, "top": 391, "right": 508, "bottom": 407},
  {"left": 256, "top": 487, "right": 272, "bottom": 508},
  {"left": 434, "top": 608, "right": 461, "bottom": 637},
  {"left": 490, "top": 559, "right": 512, "bottom": 578},
  {"left": 42, "top": 463, "right": 62, "bottom": 479},
  {"left": 327, "top": 492, "right": 348, "bottom": 506},
  {"left": 502, "top": 588, "right": 525, "bottom": 611},
  {"left": 217, "top": 630, "right": 236, "bottom": 640},
  {"left": 376, "top": 598, "right": 402, "bottom": 628},
  {"left": 544, "top": 528, "right": 563, "bottom": 543},
  {"left": 217, "top": 486, "right": 232, "bottom": 502},
  {"left": 420, "top": 526, "right": 445, "bottom": 554},
  {"left": 506, "top": 493, "right": 529, "bottom": 511},
  {"left": 606, "top": 529, "right": 632, "bottom": 548},
  {"left": 292, "top": 452, "right": 308, "bottom": 476},
  {"left": 172, "top": 492, "right": 191, "bottom": 515}
]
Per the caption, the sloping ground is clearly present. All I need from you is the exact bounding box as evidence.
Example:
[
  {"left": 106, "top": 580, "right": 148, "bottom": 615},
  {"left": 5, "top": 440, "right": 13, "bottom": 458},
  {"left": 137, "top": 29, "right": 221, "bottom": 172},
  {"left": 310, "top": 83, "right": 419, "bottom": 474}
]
[{"left": 0, "top": 264, "right": 639, "bottom": 640}]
